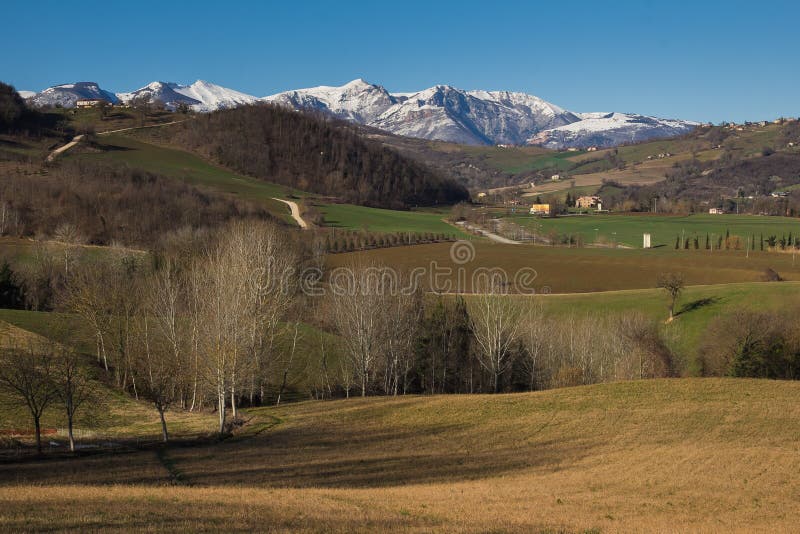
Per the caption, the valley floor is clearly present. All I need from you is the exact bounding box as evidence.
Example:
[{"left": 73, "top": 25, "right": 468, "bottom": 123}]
[{"left": 2, "top": 379, "right": 799, "bottom": 532}]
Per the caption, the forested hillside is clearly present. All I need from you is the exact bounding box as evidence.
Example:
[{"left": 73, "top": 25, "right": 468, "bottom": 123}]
[
  {"left": 0, "top": 159, "right": 270, "bottom": 246},
  {"left": 155, "top": 104, "right": 470, "bottom": 209}
]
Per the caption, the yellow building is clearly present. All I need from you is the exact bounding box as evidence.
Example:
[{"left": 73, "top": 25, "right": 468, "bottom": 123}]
[{"left": 530, "top": 203, "right": 551, "bottom": 215}]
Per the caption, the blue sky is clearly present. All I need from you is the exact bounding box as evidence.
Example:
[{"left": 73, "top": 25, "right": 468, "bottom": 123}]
[{"left": 3, "top": 0, "right": 798, "bottom": 122}]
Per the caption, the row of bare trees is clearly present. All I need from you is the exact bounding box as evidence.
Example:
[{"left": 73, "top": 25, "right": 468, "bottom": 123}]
[
  {"left": 0, "top": 342, "right": 92, "bottom": 453},
  {"left": 52, "top": 220, "right": 300, "bottom": 440}
]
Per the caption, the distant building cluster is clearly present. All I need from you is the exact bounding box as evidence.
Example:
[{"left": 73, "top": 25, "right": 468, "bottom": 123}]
[{"left": 75, "top": 98, "right": 111, "bottom": 108}]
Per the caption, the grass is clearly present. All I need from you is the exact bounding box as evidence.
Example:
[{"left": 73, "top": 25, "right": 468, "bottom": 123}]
[
  {"left": 1, "top": 379, "right": 799, "bottom": 532},
  {"left": 319, "top": 203, "right": 469, "bottom": 236},
  {"left": 509, "top": 213, "right": 800, "bottom": 248}
]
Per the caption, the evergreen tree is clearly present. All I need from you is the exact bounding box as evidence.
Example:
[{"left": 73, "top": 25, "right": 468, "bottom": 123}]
[{"left": 0, "top": 261, "right": 24, "bottom": 309}]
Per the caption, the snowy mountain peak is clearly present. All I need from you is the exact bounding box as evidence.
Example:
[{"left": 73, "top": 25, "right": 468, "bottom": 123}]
[
  {"left": 262, "top": 78, "right": 397, "bottom": 123},
  {"left": 116, "top": 80, "right": 257, "bottom": 111},
  {"left": 27, "top": 81, "right": 119, "bottom": 108}
]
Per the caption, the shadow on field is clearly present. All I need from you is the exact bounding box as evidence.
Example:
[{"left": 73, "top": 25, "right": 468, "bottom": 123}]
[
  {"left": 677, "top": 297, "right": 720, "bottom": 316},
  {"left": 166, "top": 422, "right": 593, "bottom": 489}
]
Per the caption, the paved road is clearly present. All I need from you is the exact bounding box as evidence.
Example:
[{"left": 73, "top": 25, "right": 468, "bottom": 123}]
[{"left": 272, "top": 198, "right": 308, "bottom": 229}]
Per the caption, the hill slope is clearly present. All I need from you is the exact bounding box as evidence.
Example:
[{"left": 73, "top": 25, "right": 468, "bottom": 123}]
[
  {"left": 1, "top": 379, "right": 798, "bottom": 532},
  {"left": 150, "top": 104, "right": 470, "bottom": 209}
]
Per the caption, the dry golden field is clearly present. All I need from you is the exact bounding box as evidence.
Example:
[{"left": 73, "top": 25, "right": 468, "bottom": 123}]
[{"left": 2, "top": 379, "right": 799, "bottom": 532}]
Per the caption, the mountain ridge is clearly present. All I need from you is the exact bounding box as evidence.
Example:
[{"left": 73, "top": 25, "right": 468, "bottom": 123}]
[{"left": 24, "top": 78, "right": 698, "bottom": 148}]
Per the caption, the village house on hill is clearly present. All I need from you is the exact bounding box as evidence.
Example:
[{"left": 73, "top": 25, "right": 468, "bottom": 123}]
[
  {"left": 75, "top": 98, "right": 112, "bottom": 108},
  {"left": 576, "top": 196, "right": 602, "bottom": 209}
]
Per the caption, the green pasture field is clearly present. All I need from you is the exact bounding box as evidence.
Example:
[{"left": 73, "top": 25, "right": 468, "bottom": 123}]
[
  {"left": 318, "top": 203, "right": 469, "bottom": 236},
  {"left": 508, "top": 213, "right": 800, "bottom": 248}
]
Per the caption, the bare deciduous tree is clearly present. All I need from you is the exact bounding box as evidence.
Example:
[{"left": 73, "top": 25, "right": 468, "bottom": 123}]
[
  {"left": 0, "top": 343, "right": 58, "bottom": 454},
  {"left": 658, "top": 272, "right": 684, "bottom": 321},
  {"left": 195, "top": 221, "right": 298, "bottom": 435},
  {"left": 329, "top": 264, "right": 392, "bottom": 397},
  {"left": 52, "top": 346, "right": 94, "bottom": 452},
  {"left": 468, "top": 278, "right": 523, "bottom": 393}
]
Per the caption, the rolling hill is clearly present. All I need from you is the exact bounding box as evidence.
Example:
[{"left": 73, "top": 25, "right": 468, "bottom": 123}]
[{"left": 1, "top": 379, "right": 798, "bottom": 532}]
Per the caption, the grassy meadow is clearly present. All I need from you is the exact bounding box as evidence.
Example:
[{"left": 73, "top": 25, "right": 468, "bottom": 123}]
[{"left": 2, "top": 379, "right": 799, "bottom": 532}]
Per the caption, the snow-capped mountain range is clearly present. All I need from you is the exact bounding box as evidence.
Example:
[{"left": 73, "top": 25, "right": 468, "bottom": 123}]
[
  {"left": 116, "top": 80, "right": 258, "bottom": 112},
  {"left": 23, "top": 78, "right": 698, "bottom": 149}
]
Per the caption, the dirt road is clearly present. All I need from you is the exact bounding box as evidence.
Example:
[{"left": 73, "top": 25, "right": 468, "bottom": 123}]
[
  {"left": 272, "top": 198, "right": 308, "bottom": 229},
  {"left": 456, "top": 221, "right": 520, "bottom": 244},
  {"left": 46, "top": 135, "right": 84, "bottom": 162}
]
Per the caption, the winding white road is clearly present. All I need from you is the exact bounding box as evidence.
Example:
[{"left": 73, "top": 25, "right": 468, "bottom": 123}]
[
  {"left": 46, "top": 134, "right": 84, "bottom": 162},
  {"left": 272, "top": 198, "right": 309, "bottom": 229},
  {"left": 456, "top": 221, "right": 520, "bottom": 244}
]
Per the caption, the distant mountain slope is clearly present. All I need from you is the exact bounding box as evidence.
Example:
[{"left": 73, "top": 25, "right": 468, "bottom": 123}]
[
  {"left": 263, "top": 79, "right": 696, "bottom": 148},
  {"left": 262, "top": 78, "right": 398, "bottom": 123},
  {"left": 264, "top": 80, "right": 581, "bottom": 146},
  {"left": 528, "top": 112, "right": 699, "bottom": 149},
  {"left": 27, "top": 82, "right": 119, "bottom": 107},
  {"left": 117, "top": 81, "right": 201, "bottom": 108},
  {"left": 117, "top": 80, "right": 258, "bottom": 111}
]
